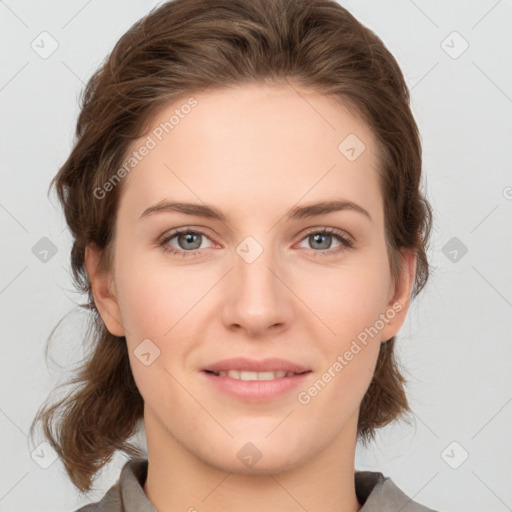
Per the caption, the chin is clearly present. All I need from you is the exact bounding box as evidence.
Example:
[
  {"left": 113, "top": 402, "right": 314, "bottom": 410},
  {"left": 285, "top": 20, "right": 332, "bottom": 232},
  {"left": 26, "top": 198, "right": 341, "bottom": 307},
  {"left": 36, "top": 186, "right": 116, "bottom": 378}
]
[
  {"left": 208, "top": 450, "right": 307, "bottom": 476},
  {"left": 193, "top": 432, "right": 315, "bottom": 475}
]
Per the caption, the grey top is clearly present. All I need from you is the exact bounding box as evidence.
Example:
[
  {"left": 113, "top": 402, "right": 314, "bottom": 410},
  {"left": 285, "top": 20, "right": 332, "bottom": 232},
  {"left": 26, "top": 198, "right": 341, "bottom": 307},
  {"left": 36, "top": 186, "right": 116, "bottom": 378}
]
[{"left": 75, "top": 458, "right": 438, "bottom": 512}]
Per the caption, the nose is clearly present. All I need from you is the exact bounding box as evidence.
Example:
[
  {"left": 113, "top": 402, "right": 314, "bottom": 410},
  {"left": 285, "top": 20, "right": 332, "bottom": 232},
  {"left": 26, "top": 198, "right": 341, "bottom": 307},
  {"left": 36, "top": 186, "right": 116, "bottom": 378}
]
[{"left": 221, "top": 242, "right": 294, "bottom": 338}]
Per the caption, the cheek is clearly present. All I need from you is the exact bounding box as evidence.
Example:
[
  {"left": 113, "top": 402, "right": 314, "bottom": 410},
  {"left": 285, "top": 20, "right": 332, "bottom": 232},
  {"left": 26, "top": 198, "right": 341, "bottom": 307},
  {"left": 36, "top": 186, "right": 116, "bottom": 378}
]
[
  {"left": 300, "top": 258, "right": 391, "bottom": 340},
  {"left": 114, "top": 248, "right": 201, "bottom": 337}
]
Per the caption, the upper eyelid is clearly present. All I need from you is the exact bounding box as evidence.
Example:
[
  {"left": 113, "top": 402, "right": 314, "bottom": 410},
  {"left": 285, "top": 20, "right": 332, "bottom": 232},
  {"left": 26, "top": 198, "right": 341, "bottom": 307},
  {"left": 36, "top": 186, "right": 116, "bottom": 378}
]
[{"left": 161, "top": 226, "right": 353, "bottom": 246}]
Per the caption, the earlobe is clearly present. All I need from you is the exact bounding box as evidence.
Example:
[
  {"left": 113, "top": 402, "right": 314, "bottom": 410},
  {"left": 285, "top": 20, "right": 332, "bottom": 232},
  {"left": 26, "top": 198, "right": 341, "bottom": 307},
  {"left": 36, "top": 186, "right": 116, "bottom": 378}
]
[
  {"left": 380, "top": 249, "right": 417, "bottom": 342},
  {"left": 84, "top": 243, "right": 125, "bottom": 337}
]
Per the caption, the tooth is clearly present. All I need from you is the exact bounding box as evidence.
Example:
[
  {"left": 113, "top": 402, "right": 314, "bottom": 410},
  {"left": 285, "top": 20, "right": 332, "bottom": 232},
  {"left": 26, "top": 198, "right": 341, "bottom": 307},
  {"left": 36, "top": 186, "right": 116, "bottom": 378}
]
[
  {"left": 258, "top": 371, "right": 276, "bottom": 380},
  {"left": 239, "top": 371, "right": 258, "bottom": 381},
  {"left": 217, "top": 370, "right": 297, "bottom": 380}
]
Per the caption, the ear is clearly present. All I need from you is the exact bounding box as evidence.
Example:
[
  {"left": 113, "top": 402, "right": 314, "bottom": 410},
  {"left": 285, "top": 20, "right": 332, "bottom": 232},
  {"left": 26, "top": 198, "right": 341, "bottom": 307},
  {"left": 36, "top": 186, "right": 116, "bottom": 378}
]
[
  {"left": 84, "top": 243, "right": 125, "bottom": 337},
  {"left": 380, "top": 248, "right": 417, "bottom": 342}
]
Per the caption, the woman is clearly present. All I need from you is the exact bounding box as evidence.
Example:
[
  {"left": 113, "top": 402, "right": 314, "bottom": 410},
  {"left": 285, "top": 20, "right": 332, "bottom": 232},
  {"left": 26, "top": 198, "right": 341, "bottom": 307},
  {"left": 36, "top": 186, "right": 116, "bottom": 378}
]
[{"left": 31, "top": 0, "right": 435, "bottom": 510}]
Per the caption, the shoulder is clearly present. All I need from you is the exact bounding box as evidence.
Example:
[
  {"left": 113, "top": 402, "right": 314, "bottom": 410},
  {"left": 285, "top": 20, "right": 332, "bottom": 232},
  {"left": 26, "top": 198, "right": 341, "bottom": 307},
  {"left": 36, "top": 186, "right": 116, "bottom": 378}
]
[
  {"left": 355, "top": 470, "right": 439, "bottom": 512},
  {"left": 72, "top": 458, "right": 154, "bottom": 512}
]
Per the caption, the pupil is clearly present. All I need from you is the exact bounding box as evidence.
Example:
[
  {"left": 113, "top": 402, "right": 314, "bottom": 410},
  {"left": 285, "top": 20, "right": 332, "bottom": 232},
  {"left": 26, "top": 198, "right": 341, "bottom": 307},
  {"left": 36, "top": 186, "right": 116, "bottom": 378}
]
[
  {"left": 312, "top": 233, "right": 330, "bottom": 250},
  {"left": 179, "top": 233, "right": 201, "bottom": 250},
  {"left": 177, "top": 233, "right": 332, "bottom": 251}
]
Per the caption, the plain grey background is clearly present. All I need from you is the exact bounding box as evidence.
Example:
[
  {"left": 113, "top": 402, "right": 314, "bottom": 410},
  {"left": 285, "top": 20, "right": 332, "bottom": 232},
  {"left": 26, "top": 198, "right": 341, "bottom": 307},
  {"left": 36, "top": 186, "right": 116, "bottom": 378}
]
[{"left": 1, "top": 1, "right": 511, "bottom": 511}]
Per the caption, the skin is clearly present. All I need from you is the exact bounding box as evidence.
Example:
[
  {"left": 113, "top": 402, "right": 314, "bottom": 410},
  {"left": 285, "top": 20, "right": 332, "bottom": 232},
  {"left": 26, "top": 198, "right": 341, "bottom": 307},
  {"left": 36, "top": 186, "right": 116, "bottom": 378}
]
[{"left": 85, "top": 82, "right": 416, "bottom": 512}]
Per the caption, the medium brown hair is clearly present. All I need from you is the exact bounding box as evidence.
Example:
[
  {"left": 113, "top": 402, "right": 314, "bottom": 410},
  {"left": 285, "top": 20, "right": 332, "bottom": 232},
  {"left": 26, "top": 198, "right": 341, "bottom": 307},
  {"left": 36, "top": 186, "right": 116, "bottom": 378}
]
[{"left": 30, "top": 0, "right": 432, "bottom": 494}]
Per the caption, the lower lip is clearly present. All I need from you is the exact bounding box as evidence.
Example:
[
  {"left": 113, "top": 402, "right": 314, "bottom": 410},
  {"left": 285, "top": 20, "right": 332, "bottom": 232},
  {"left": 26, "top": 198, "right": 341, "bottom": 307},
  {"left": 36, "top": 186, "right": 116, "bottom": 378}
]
[{"left": 201, "top": 371, "right": 311, "bottom": 402}]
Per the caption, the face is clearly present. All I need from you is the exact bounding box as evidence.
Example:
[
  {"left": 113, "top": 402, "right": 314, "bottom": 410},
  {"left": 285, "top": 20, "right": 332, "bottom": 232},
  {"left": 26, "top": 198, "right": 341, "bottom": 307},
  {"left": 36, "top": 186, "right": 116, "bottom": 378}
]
[{"left": 86, "top": 82, "right": 414, "bottom": 474}]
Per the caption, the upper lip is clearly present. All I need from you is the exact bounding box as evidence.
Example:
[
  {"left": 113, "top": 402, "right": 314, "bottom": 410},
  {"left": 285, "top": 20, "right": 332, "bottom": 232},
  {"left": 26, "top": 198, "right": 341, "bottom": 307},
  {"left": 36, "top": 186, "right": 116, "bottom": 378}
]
[{"left": 203, "top": 357, "right": 310, "bottom": 373}]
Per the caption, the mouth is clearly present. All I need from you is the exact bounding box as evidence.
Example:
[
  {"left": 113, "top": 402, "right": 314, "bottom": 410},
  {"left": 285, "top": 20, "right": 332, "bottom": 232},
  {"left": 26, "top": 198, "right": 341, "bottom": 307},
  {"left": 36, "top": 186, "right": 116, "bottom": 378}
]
[
  {"left": 200, "top": 370, "right": 312, "bottom": 403},
  {"left": 204, "top": 369, "right": 310, "bottom": 380}
]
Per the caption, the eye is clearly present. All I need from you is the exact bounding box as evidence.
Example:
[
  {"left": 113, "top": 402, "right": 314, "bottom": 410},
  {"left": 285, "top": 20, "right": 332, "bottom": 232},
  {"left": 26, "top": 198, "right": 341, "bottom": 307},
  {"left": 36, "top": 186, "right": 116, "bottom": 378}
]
[
  {"left": 158, "top": 226, "right": 354, "bottom": 258},
  {"left": 158, "top": 228, "right": 214, "bottom": 257},
  {"left": 297, "top": 227, "right": 354, "bottom": 257}
]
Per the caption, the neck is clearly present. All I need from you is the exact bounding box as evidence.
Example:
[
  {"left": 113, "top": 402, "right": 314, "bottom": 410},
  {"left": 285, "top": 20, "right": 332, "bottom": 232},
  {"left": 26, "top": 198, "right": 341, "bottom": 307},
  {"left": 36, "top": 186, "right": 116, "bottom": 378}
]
[{"left": 142, "top": 411, "right": 362, "bottom": 512}]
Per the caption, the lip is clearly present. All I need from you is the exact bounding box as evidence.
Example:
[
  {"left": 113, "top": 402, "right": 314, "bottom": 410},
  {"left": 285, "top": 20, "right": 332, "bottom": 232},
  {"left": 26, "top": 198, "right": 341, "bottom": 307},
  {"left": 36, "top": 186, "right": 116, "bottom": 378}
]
[
  {"left": 203, "top": 357, "right": 310, "bottom": 373},
  {"left": 201, "top": 370, "right": 311, "bottom": 402},
  {"left": 201, "top": 358, "right": 312, "bottom": 402}
]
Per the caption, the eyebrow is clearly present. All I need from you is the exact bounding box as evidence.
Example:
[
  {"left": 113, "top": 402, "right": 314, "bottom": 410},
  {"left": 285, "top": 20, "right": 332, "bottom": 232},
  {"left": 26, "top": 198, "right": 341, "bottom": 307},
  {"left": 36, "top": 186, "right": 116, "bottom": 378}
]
[{"left": 139, "top": 199, "right": 372, "bottom": 223}]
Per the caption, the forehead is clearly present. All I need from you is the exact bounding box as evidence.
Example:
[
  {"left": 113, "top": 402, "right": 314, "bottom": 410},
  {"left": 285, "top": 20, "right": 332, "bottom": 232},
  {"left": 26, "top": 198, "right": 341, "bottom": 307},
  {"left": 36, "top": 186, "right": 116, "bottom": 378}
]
[{"left": 119, "top": 82, "right": 382, "bottom": 226}]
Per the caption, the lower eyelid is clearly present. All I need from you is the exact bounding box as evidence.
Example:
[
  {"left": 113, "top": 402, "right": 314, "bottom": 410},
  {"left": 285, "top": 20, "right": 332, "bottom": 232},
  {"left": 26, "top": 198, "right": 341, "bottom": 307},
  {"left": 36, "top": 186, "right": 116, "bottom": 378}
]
[
  {"left": 160, "top": 228, "right": 353, "bottom": 254},
  {"left": 161, "top": 230, "right": 214, "bottom": 251},
  {"left": 296, "top": 233, "right": 352, "bottom": 251}
]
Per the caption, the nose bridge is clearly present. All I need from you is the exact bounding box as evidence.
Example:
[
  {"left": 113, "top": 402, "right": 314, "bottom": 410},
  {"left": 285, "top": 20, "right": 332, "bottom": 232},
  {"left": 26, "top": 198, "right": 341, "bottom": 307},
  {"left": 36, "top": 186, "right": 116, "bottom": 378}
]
[
  {"left": 235, "top": 233, "right": 280, "bottom": 303},
  {"left": 224, "top": 233, "right": 291, "bottom": 333}
]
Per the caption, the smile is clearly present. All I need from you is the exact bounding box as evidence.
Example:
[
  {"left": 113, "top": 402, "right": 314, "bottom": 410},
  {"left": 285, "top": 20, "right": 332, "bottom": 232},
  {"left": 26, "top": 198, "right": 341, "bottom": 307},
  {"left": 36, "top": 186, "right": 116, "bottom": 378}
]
[
  {"left": 207, "top": 370, "right": 302, "bottom": 380},
  {"left": 202, "top": 369, "right": 312, "bottom": 401}
]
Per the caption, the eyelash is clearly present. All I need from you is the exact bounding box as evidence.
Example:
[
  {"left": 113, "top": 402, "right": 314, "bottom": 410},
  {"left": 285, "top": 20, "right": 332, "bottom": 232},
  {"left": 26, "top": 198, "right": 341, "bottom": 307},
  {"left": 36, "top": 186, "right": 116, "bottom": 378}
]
[{"left": 158, "top": 227, "right": 354, "bottom": 258}]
